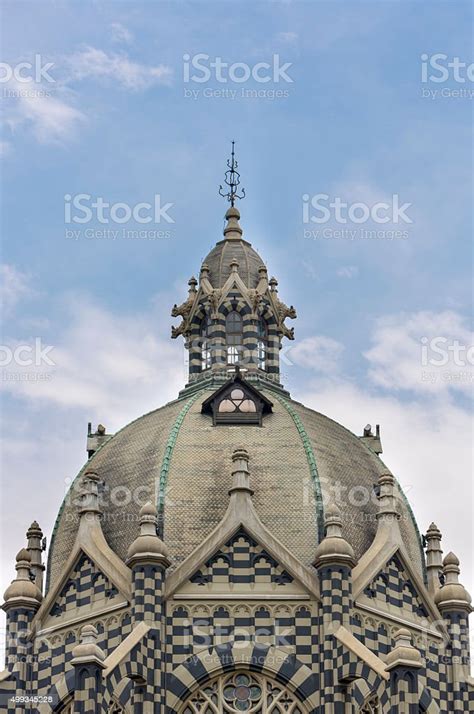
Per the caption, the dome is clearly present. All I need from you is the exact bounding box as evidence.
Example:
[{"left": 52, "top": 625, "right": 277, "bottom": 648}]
[
  {"left": 202, "top": 207, "right": 265, "bottom": 289},
  {"left": 46, "top": 388, "right": 424, "bottom": 589}
]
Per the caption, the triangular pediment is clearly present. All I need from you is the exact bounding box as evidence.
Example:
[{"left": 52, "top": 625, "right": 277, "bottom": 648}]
[
  {"left": 40, "top": 548, "right": 128, "bottom": 631},
  {"left": 174, "top": 526, "right": 309, "bottom": 598},
  {"left": 361, "top": 553, "right": 429, "bottom": 617},
  {"left": 354, "top": 543, "right": 442, "bottom": 628},
  {"left": 33, "top": 519, "right": 131, "bottom": 634}
]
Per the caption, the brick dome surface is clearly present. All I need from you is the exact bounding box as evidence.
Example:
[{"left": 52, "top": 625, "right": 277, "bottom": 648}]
[{"left": 47, "top": 389, "right": 424, "bottom": 589}]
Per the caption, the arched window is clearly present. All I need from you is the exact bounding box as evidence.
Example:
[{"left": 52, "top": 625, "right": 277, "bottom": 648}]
[
  {"left": 180, "top": 672, "right": 306, "bottom": 713},
  {"left": 257, "top": 319, "right": 267, "bottom": 370},
  {"left": 201, "top": 317, "right": 211, "bottom": 371},
  {"left": 226, "top": 311, "right": 243, "bottom": 365}
]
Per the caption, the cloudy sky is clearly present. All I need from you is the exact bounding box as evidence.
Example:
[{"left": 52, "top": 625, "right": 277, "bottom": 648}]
[{"left": 0, "top": 0, "right": 472, "bottom": 652}]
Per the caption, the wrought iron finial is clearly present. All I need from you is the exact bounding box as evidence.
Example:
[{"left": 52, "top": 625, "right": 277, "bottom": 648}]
[{"left": 219, "top": 141, "right": 246, "bottom": 207}]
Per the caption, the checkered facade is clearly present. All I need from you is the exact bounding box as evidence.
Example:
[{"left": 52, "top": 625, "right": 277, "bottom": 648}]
[
  {"left": 363, "top": 555, "right": 429, "bottom": 618},
  {"left": 131, "top": 564, "right": 164, "bottom": 623},
  {"left": 1, "top": 536, "right": 473, "bottom": 713},
  {"left": 49, "top": 553, "right": 120, "bottom": 619},
  {"left": 189, "top": 529, "right": 294, "bottom": 587},
  {"left": 72, "top": 664, "right": 103, "bottom": 714}
]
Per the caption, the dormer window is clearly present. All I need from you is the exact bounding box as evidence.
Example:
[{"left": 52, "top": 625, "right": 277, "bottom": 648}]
[
  {"left": 218, "top": 388, "right": 257, "bottom": 415},
  {"left": 226, "top": 311, "right": 242, "bottom": 365},
  {"left": 201, "top": 375, "right": 273, "bottom": 426}
]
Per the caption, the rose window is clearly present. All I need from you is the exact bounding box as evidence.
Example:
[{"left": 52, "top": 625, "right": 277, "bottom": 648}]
[
  {"left": 223, "top": 674, "right": 262, "bottom": 711},
  {"left": 181, "top": 672, "right": 305, "bottom": 714}
]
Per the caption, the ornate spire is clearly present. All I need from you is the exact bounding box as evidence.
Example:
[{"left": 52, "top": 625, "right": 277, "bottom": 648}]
[
  {"left": 228, "top": 448, "right": 254, "bottom": 498},
  {"left": 126, "top": 501, "right": 170, "bottom": 567},
  {"left": 219, "top": 141, "right": 245, "bottom": 207},
  {"left": 375, "top": 473, "right": 400, "bottom": 523},
  {"left": 3, "top": 548, "right": 42, "bottom": 610},
  {"left": 26, "top": 520, "right": 45, "bottom": 594},
  {"left": 313, "top": 503, "right": 356, "bottom": 569},
  {"left": 425, "top": 522, "right": 443, "bottom": 594},
  {"left": 434, "top": 552, "right": 472, "bottom": 613},
  {"left": 79, "top": 471, "right": 102, "bottom": 516}
]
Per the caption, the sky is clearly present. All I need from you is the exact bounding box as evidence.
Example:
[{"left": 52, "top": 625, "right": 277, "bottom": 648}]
[{"left": 0, "top": 0, "right": 473, "bottom": 659}]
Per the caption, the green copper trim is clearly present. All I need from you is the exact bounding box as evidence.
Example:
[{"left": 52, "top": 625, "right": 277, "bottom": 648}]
[
  {"left": 45, "top": 395, "right": 193, "bottom": 593},
  {"left": 274, "top": 395, "right": 325, "bottom": 542},
  {"left": 157, "top": 391, "right": 203, "bottom": 520}
]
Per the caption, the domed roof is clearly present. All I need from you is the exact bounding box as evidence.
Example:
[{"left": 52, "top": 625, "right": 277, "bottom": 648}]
[
  {"left": 202, "top": 207, "right": 265, "bottom": 289},
  {"left": 46, "top": 387, "right": 425, "bottom": 589}
]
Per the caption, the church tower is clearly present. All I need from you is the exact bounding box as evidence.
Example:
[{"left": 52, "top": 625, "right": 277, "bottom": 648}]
[{"left": 1, "top": 147, "right": 472, "bottom": 713}]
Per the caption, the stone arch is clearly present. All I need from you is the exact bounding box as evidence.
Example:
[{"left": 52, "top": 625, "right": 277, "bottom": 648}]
[
  {"left": 105, "top": 663, "right": 150, "bottom": 714},
  {"left": 338, "top": 663, "right": 386, "bottom": 710},
  {"left": 418, "top": 683, "right": 440, "bottom": 712},
  {"left": 166, "top": 641, "right": 318, "bottom": 713}
]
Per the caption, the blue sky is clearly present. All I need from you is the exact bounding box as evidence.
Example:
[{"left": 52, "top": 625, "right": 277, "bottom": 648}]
[{"left": 0, "top": 0, "right": 473, "bottom": 645}]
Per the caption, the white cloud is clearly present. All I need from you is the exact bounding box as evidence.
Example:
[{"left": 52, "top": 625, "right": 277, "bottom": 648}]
[
  {"left": 337, "top": 265, "right": 358, "bottom": 278},
  {"left": 1, "top": 46, "right": 172, "bottom": 148},
  {"left": 3, "top": 81, "right": 85, "bottom": 144},
  {"left": 0, "top": 264, "right": 34, "bottom": 314},
  {"left": 364, "top": 310, "right": 474, "bottom": 394},
  {"left": 293, "top": 374, "right": 474, "bottom": 598},
  {"left": 67, "top": 47, "right": 173, "bottom": 90},
  {"left": 110, "top": 22, "right": 133, "bottom": 44},
  {"left": 0, "top": 295, "right": 183, "bottom": 427},
  {"left": 287, "top": 335, "right": 344, "bottom": 373}
]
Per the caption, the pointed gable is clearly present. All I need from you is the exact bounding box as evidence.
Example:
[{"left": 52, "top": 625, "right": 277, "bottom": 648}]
[
  {"left": 359, "top": 552, "right": 434, "bottom": 622},
  {"left": 189, "top": 528, "right": 293, "bottom": 587},
  {"left": 44, "top": 551, "right": 127, "bottom": 627},
  {"left": 363, "top": 554, "right": 428, "bottom": 617},
  {"left": 48, "top": 552, "right": 121, "bottom": 619},
  {"left": 173, "top": 527, "right": 310, "bottom": 599}
]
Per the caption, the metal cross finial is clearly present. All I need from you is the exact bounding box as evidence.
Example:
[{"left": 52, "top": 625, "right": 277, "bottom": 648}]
[{"left": 219, "top": 141, "right": 246, "bottom": 206}]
